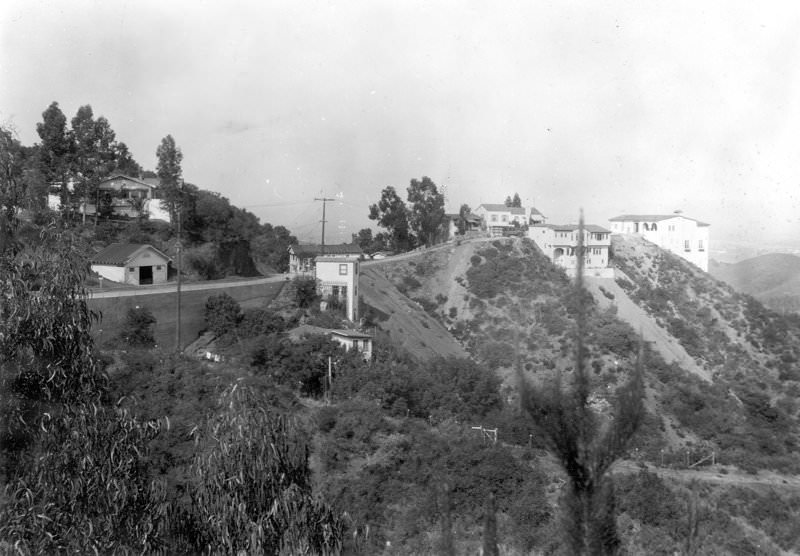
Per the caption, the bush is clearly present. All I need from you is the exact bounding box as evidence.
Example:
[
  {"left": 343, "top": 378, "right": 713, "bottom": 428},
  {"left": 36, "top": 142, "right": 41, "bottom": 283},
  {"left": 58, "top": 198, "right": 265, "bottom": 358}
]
[
  {"left": 293, "top": 276, "right": 318, "bottom": 308},
  {"left": 204, "top": 293, "right": 242, "bottom": 337},
  {"left": 119, "top": 306, "right": 157, "bottom": 347}
]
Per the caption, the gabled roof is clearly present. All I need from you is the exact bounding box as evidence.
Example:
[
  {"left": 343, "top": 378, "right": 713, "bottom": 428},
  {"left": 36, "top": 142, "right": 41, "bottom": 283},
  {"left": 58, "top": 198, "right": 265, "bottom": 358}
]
[
  {"left": 290, "top": 243, "right": 363, "bottom": 257},
  {"left": 98, "top": 174, "right": 159, "bottom": 190},
  {"left": 91, "top": 243, "right": 170, "bottom": 266},
  {"left": 609, "top": 214, "right": 710, "bottom": 226}
]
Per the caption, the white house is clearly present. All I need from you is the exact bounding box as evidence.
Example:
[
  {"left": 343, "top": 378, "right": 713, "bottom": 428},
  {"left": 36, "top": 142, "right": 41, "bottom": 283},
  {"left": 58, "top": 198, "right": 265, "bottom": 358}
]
[
  {"left": 608, "top": 214, "right": 709, "bottom": 272},
  {"left": 289, "top": 243, "right": 363, "bottom": 274},
  {"left": 330, "top": 329, "right": 373, "bottom": 361},
  {"left": 91, "top": 243, "right": 171, "bottom": 285},
  {"left": 96, "top": 174, "right": 170, "bottom": 221},
  {"left": 314, "top": 256, "right": 360, "bottom": 322},
  {"left": 529, "top": 224, "right": 613, "bottom": 277},
  {"left": 474, "top": 204, "right": 546, "bottom": 236}
]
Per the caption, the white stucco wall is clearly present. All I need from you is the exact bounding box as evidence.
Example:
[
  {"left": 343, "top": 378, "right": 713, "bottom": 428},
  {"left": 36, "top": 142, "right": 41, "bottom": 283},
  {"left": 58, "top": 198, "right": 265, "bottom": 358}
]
[
  {"left": 91, "top": 264, "right": 125, "bottom": 283},
  {"left": 315, "top": 257, "right": 359, "bottom": 321},
  {"left": 528, "top": 226, "right": 611, "bottom": 273},
  {"left": 609, "top": 216, "right": 709, "bottom": 272}
]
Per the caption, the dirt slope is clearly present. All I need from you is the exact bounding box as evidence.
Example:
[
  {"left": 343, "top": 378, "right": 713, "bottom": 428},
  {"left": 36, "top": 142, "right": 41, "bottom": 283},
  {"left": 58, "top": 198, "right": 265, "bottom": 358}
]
[
  {"left": 359, "top": 265, "right": 467, "bottom": 360},
  {"left": 584, "top": 274, "right": 711, "bottom": 382}
]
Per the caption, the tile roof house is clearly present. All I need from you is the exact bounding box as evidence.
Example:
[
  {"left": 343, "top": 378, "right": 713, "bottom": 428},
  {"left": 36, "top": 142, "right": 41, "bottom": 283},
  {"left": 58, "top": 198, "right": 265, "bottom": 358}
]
[
  {"left": 529, "top": 224, "right": 613, "bottom": 277},
  {"left": 91, "top": 243, "right": 171, "bottom": 285},
  {"left": 288, "top": 243, "right": 363, "bottom": 273},
  {"left": 608, "top": 213, "right": 710, "bottom": 271}
]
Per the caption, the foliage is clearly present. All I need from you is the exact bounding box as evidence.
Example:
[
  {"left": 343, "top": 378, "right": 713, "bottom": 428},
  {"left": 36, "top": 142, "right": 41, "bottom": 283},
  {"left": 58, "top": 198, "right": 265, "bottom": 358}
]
[
  {"left": 177, "top": 384, "right": 343, "bottom": 554},
  {"left": 368, "top": 185, "right": 415, "bottom": 252},
  {"left": 504, "top": 193, "right": 522, "bottom": 207},
  {"left": 251, "top": 223, "right": 297, "bottom": 272},
  {"left": 204, "top": 292, "right": 242, "bottom": 337},
  {"left": 239, "top": 308, "right": 288, "bottom": 338},
  {"left": 406, "top": 176, "right": 445, "bottom": 247},
  {"left": 294, "top": 275, "right": 318, "bottom": 308},
  {"left": 156, "top": 134, "right": 184, "bottom": 224},
  {"left": 0, "top": 405, "right": 169, "bottom": 554},
  {"left": 120, "top": 306, "right": 157, "bottom": 347}
]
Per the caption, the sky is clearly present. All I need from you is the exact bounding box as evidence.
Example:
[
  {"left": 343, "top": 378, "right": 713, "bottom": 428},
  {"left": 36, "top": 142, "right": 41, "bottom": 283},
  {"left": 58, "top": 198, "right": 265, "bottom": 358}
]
[{"left": 2, "top": 1, "right": 799, "bottom": 248}]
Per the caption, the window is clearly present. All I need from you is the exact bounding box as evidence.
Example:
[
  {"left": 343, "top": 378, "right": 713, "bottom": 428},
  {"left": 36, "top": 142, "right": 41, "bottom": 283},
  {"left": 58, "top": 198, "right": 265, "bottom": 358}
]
[
  {"left": 698, "top": 240, "right": 704, "bottom": 251},
  {"left": 352, "top": 339, "right": 359, "bottom": 350},
  {"left": 501, "top": 214, "right": 508, "bottom": 222},
  {"left": 651, "top": 223, "right": 658, "bottom": 231},
  {"left": 332, "top": 285, "right": 340, "bottom": 297},
  {"left": 684, "top": 240, "right": 691, "bottom": 252},
  {"left": 339, "top": 264, "right": 348, "bottom": 275},
  {"left": 490, "top": 214, "right": 498, "bottom": 222},
  {"left": 128, "top": 267, "right": 135, "bottom": 272},
  {"left": 156, "top": 265, "right": 163, "bottom": 270}
]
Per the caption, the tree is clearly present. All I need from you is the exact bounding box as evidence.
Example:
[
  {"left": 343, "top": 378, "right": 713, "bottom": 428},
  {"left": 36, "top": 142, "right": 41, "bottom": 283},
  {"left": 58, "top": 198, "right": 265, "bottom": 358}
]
[
  {"left": 368, "top": 186, "right": 414, "bottom": 252},
  {"left": 36, "top": 102, "right": 72, "bottom": 209},
  {"left": 456, "top": 203, "right": 472, "bottom": 235},
  {"left": 71, "top": 105, "right": 117, "bottom": 223},
  {"left": 251, "top": 223, "right": 297, "bottom": 272},
  {"left": 505, "top": 193, "right": 522, "bottom": 207},
  {"left": 204, "top": 293, "right": 242, "bottom": 337},
  {"left": 407, "top": 176, "right": 445, "bottom": 247},
  {"left": 156, "top": 135, "right": 184, "bottom": 224},
  {"left": 0, "top": 126, "right": 26, "bottom": 231},
  {"left": 178, "top": 385, "right": 344, "bottom": 554},
  {"left": 518, "top": 213, "right": 644, "bottom": 555},
  {"left": 113, "top": 142, "right": 142, "bottom": 177}
]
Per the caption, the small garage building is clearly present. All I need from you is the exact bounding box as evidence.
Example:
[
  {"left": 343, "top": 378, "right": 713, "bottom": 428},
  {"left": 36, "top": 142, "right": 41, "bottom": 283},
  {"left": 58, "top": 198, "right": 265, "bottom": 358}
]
[{"left": 91, "top": 243, "right": 170, "bottom": 286}]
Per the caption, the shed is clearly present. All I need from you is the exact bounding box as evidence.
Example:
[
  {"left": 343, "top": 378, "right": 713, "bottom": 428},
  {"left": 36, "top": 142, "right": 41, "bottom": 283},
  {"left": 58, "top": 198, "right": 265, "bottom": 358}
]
[
  {"left": 91, "top": 243, "right": 171, "bottom": 285},
  {"left": 330, "top": 329, "right": 373, "bottom": 361}
]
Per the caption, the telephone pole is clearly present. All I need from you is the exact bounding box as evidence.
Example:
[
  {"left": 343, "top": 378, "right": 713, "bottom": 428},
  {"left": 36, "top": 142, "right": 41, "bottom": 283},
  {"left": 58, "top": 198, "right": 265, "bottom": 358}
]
[
  {"left": 175, "top": 180, "right": 184, "bottom": 353},
  {"left": 314, "top": 196, "right": 335, "bottom": 255}
]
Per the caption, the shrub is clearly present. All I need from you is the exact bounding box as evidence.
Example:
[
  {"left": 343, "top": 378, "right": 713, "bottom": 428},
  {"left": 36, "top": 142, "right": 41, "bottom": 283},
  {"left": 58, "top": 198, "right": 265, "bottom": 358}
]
[
  {"left": 119, "top": 306, "right": 157, "bottom": 347},
  {"left": 293, "top": 276, "right": 318, "bottom": 308},
  {"left": 204, "top": 293, "right": 242, "bottom": 337}
]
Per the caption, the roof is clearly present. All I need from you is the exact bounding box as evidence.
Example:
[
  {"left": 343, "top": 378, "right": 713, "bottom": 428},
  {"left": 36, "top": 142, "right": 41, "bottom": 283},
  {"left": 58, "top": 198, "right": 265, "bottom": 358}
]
[
  {"left": 290, "top": 243, "right": 363, "bottom": 257},
  {"left": 542, "top": 224, "right": 611, "bottom": 233},
  {"left": 91, "top": 243, "right": 170, "bottom": 266},
  {"left": 330, "top": 329, "right": 372, "bottom": 339},
  {"left": 609, "top": 214, "right": 710, "bottom": 226},
  {"left": 477, "top": 204, "right": 526, "bottom": 215},
  {"left": 97, "top": 174, "right": 159, "bottom": 190},
  {"left": 316, "top": 256, "right": 360, "bottom": 263}
]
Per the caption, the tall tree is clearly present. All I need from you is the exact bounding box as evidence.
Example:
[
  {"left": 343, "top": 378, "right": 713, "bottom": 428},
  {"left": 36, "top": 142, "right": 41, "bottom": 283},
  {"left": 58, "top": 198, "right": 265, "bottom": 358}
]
[
  {"left": 519, "top": 213, "right": 644, "bottom": 555},
  {"left": 0, "top": 126, "right": 26, "bottom": 233},
  {"left": 456, "top": 203, "right": 472, "bottom": 235},
  {"left": 156, "top": 135, "right": 184, "bottom": 225},
  {"left": 71, "top": 105, "right": 117, "bottom": 223},
  {"left": 36, "top": 102, "right": 72, "bottom": 210},
  {"left": 406, "top": 176, "right": 445, "bottom": 247},
  {"left": 368, "top": 186, "right": 414, "bottom": 252}
]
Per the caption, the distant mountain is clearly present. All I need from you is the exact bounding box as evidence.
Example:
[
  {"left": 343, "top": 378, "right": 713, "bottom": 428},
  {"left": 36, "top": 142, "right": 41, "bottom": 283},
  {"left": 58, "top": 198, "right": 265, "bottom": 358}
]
[{"left": 710, "top": 253, "right": 800, "bottom": 312}]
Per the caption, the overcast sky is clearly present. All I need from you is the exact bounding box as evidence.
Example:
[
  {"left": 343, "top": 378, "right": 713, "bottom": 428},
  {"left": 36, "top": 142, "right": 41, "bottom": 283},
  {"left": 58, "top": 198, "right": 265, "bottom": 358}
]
[{"left": 2, "top": 1, "right": 799, "bottom": 247}]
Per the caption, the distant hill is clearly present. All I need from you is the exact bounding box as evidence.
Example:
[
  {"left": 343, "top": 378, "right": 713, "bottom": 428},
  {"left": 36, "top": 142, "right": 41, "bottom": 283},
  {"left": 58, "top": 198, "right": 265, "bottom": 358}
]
[{"left": 710, "top": 253, "right": 800, "bottom": 312}]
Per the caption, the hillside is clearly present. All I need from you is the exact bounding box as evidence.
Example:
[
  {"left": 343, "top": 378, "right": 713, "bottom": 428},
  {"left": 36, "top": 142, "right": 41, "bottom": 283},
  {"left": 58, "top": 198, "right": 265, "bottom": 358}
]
[{"left": 710, "top": 252, "right": 800, "bottom": 313}]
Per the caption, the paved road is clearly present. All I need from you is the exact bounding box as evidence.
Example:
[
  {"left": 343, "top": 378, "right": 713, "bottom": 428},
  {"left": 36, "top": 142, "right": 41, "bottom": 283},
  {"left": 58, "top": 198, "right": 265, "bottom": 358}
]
[{"left": 89, "top": 274, "right": 290, "bottom": 299}]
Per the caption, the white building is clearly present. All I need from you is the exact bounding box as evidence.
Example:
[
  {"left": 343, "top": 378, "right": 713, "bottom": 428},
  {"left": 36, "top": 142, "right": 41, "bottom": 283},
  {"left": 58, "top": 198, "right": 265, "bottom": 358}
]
[
  {"left": 529, "top": 224, "right": 613, "bottom": 277},
  {"left": 91, "top": 243, "right": 171, "bottom": 285},
  {"left": 473, "top": 204, "right": 546, "bottom": 236},
  {"left": 330, "top": 329, "right": 373, "bottom": 361},
  {"left": 314, "top": 256, "right": 360, "bottom": 322},
  {"left": 289, "top": 244, "right": 363, "bottom": 274},
  {"left": 608, "top": 214, "right": 709, "bottom": 272}
]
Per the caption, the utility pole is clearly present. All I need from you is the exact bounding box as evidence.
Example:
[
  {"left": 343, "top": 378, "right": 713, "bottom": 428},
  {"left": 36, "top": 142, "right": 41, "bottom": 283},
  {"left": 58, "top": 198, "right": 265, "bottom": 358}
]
[
  {"left": 314, "top": 196, "right": 335, "bottom": 255},
  {"left": 175, "top": 180, "right": 183, "bottom": 353}
]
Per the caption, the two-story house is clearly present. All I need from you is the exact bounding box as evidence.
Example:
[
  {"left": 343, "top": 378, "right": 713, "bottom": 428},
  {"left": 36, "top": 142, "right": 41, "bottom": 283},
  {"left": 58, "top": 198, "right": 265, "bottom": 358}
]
[
  {"left": 608, "top": 214, "right": 709, "bottom": 272},
  {"left": 474, "top": 204, "right": 547, "bottom": 236},
  {"left": 529, "top": 224, "right": 613, "bottom": 277}
]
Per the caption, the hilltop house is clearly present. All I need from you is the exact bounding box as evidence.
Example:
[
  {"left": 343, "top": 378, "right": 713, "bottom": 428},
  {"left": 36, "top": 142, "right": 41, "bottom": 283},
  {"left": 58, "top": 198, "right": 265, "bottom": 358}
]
[
  {"left": 443, "top": 212, "right": 482, "bottom": 240},
  {"left": 96, "top": 174, "right": 171, "bottom": 221},
  {"left": 529, "top": 224, "right": 613, "bottom": 277},
  {"left": 288, "top": 243, "right": 363, "bottom": 274},
  {"left": 474, "top": 204, "right": 546, "bottom": 236},
  {"left": 91, "top": 243, "right": 171, "bottom": 285},
  {"left": 314, "top": 256, "right": 360, "bottom": 322},
  {"left": 608, "top": 214, "right": 709, "bottom": 272}
]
